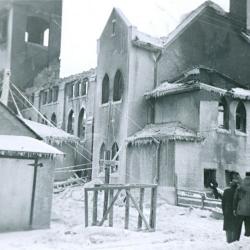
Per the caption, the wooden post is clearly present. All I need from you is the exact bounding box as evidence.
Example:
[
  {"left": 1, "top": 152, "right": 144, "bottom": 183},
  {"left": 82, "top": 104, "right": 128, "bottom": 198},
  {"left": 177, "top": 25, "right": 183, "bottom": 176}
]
[
  {"left": 29, "top": 158, "right": 39, "bottom": 228},
  {"left": 92, "top": 190, "right": 98, "bottom": 226},
  {"left": 84, "top": 189, "right": 89, "bottom": 227},
  {"left": 103, "top": 157, "right": 110, "bottom": 217},
  {"left": 149, "top": 186, "right": 157, "bottom": 231},
  {"left": 125, "top": 189, "right": 130, "bottom": 229},
  {"left": 201, "top": 194, "right": 205, "bottom": 209},
  {"left": 137, "top": 188, "right": 145, "bottom": 230},
  {"left": 109, "top": 189, "right": 114, "bottom": 227}
]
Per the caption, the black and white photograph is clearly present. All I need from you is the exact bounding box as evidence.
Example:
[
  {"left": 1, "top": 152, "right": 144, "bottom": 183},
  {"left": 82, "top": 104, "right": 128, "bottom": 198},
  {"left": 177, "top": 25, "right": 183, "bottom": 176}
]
[{"left": 0, "top": 0, "right": 250, "bottom": 249}]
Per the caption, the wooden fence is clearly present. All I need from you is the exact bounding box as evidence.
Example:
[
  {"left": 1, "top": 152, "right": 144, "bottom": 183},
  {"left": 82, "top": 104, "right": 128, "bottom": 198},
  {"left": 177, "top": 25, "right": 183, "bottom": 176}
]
[
  {"left": 84, "top": 184, "right": 158, "bottom": 231},
  {"left": 177, "top": 188, "right": 221, "bottom": 210}
]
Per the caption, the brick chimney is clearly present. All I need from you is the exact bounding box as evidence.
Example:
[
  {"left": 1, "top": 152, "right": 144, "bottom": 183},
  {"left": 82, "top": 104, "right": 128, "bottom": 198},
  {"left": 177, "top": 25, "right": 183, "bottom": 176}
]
[{"left": 230, "top": 0, "right": 250, "bottom": 33}]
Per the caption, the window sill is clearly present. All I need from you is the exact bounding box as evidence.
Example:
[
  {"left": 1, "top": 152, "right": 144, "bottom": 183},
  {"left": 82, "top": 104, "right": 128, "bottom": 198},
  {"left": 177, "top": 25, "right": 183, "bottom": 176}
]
[
  {"left": 42, "top": 101, "right": 59, "bottom": 107},
  {"left": 26, "top": 41, "right": 48, "bottom": 50},
  {"left": 235, "top": 130, "right": 248, "bottom": 137},
  {"left": 68, "top": 95, "right": 87, "bottom": 101},
  {"left": 100, "top": 103, "right": 109, "bottom": 108},
  {"left": 216, "top": 128, "right": 231, "bottom": 134},
  {"left": 112, "top": 100, "right": 122, "bottom": 105}
]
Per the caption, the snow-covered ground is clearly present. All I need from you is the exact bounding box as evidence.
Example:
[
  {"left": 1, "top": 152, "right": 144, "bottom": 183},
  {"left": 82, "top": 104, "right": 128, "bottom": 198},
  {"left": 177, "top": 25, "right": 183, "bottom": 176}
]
[{"left": 0, "top": 183, "right": 250, "bottom": 250}]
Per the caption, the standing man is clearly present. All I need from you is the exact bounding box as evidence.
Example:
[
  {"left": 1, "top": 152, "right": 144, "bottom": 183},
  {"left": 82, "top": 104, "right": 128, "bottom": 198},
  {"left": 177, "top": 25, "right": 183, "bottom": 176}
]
[
  {"left": 233, "top": 172, "right": 250, "bottom": 240},
  {"left": 222, "top": 180, "right": 238, "bottom": 243}
]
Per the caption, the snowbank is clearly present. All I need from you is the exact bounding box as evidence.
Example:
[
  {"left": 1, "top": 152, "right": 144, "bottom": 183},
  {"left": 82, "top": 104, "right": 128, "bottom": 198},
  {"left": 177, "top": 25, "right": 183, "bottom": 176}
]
[{"left": 0, "top": 185, "right": 249, "bottom": 250}]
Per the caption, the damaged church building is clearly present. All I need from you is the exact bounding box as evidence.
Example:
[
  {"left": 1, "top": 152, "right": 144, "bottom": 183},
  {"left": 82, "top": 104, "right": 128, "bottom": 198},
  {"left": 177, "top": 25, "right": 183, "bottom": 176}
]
[
  {"left": 91, "top": 0, "right": 250, "bottom": 201},
  {"left": 2, "top": 0, "right": 250, "bottom": 202},
  {"left": 0, "top": 0, "right": 95, "bottom": 181}
]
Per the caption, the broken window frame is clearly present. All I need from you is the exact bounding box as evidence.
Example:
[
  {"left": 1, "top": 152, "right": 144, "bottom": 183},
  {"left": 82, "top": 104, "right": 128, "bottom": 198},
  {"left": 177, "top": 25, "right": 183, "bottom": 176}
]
[
  {"left": 218, "top": 97, "right": 229, "bottom": 129},
  {"left": 78, "top": 108, "right": 86, "bottom": 140},
  {"left": 67, "top": 109, "right": 74, "bottom": 135},
  {"left": 74, "top": 80, "right": 80, "bottom": 97},
  {"left": 81, "top": 78, "right": 88, "bottom": 96},
  {"left": 25, "top": 16, "right": 50, "bottom": 47},
  {"left": 52, "top": 86, "right": 59, "bottom": 102},
  {"left": 236, "top": 102, "right": 246, "bottom": 133},
  {"left": 48, "top": 88, "right": 53, "bottom": 103},
  {"left": 111, "top": 142, "right": 119, "bottom": 173},
  {"left": 67, "top": 83, "right": 74, "bottom": 99}
]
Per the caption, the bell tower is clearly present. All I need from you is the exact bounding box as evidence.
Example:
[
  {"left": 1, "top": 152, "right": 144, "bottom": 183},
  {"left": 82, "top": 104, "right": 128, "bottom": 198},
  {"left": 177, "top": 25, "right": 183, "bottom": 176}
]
[{"left": 0, "top": 0, "right": 62, "bottom": 90}]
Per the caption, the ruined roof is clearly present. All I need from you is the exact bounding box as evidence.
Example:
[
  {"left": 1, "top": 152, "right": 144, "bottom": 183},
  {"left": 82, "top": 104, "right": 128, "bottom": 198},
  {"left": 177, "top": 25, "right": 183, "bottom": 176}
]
[
  {"left": 21, "top": 118, "right": 79, "bottom": 144},
  {"left": 145, "top": 81, "right": 250, "bottom": 101},
  {"left": 127, "top": 122, "right": 203, "bottom": 146},
  {"left": 163, "top": 1, "right": 227, "bottom": 47},
  {"left": 0, "top": 135, "right": 63, "bottom": 158}
]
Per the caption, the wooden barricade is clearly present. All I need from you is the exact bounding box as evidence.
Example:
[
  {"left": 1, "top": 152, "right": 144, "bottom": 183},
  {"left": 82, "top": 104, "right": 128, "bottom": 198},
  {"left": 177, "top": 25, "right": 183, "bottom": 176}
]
[
  {"left": 177, "top": 188, "right": 221, "bottom": 210},
  {"left": 84, "top": 184, "right": 158, "bottom": 231}
]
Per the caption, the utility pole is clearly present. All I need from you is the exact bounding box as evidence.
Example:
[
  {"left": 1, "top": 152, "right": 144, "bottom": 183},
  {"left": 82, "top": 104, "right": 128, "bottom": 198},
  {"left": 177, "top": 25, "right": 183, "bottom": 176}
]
[
  {"left": 103, "top": 101, "right": 112, "bottom": 216},
  {"left": 1, "top": 5, "right": 13, "bottom": 106},
  {"left": 0, "top": 69, "right": 10, "bottom": 105}
]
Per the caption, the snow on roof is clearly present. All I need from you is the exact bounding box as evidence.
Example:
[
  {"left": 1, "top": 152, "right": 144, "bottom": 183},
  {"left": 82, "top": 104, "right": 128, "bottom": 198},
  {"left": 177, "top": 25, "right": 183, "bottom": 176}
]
[
  {"left": 145, "top": 82, "right": 199, "bottom": 99},
  {"left": 0, "top": 135, "right": 63, "bottom": 158},
  {"left": 228, "top": 88, "right": 250, "bottom": 99},
  {"left": 127, "top": 122, "right": 203, "bottom": 146},
  {"left": 145, "top": 82, "right": 250, "bottom": 100},
  {"left": 21, "top": 118, "right": 79, "bottom": 144},
  {"left": 132, "top": 30, "right": 164, "bottom": 50}
]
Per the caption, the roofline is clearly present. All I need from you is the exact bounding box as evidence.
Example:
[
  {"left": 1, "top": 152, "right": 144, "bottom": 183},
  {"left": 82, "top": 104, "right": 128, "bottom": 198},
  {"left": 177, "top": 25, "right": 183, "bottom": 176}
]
[
  {"left": 0, "top": 102, "right": 42, "bottom": 140},
  {"left": 145, "top": 82, "right": 250, "bottom": 101},
  {"left": 163, "top": 1, "right": 227, "bottom": 49}
]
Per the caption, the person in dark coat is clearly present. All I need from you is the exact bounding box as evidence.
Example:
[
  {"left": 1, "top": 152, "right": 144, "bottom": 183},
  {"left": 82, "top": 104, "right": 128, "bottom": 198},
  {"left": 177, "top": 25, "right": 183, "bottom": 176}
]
[
  {"left": 222, "top": 180, "right": 239, "bottom": 243},
  {"left": 233, "top": 172, "right": 250, "bottom": 240}
]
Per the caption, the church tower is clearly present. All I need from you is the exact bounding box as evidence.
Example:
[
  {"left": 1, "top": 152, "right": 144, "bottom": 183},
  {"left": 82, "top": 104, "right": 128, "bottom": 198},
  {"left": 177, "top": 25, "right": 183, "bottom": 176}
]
[{"left": 0, "top": 0, "right": 62, "bottom": 91}]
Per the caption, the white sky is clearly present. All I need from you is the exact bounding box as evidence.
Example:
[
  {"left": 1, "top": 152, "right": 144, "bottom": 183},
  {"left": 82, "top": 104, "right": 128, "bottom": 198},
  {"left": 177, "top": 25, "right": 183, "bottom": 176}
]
[{"left": 60, "top": 0, "right": 229, "bottom": 77}]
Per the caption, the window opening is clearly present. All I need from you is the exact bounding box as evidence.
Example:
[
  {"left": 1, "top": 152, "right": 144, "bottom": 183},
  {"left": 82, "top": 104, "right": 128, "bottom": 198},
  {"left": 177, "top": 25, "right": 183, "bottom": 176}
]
[
  {"left": 111, "top": 142, "right": 119, "bottom": 173},
  {"left": 218, "top": 98, "right": 229, "bottom": 129},
  {"left": 78, "top": 108, "right": 86, "bottom": 140},
  {"left": 113, "top": 70, "right": 123, "bottom": 101},
  {"left": 26, "top": 16, "right": 49, "bottom": 46},
  {"left": 51, "top": 113, "right": 57, "bottom": 127},
  {"left": 102, "top": 74, "right": 109, "bottom": 104},
  {"left": 204, "top": 169, "right": 216, "bottom": 188},
  {"left": 236, "top": 102, "right": 246, "bottom": 132},
  {"left": 67, "top": 110, "right": 74, "bottom": 134}
]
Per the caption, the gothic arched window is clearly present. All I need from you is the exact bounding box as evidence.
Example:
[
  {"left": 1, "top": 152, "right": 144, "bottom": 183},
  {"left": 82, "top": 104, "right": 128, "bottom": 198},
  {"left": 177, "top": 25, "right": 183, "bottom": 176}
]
[{"left": 113, "top": 70, "right": 123, "bottom": 102}]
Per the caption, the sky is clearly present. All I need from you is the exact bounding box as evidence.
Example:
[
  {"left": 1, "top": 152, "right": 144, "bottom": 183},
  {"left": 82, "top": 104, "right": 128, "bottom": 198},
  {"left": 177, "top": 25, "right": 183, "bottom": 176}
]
[{"left": 60, "top": 0, "right": 229, "bottom": 77}]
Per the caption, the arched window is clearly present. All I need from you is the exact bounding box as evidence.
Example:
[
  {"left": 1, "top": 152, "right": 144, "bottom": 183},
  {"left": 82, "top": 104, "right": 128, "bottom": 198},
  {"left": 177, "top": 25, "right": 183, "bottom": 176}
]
[
  {"left": 78, "top": 108, "right": 86, "bottom": 140},
  {"left": 111, "top": 142, "right": 119, "bottom": 173},
  {"left": 67, "top": 110, "right": 74, "bottom": 134},
  {"left": 236, "top": 102, "right": 246, "bottom": 132},
  {"left": 99, "top": 143, "right": 106, "bottom": 173},
  {"left": 218, "top": 98, "right": 229, "bottom": 129},
  {"left": 51, "top": 113, "right": 57, "bottom": 127},
  {"left": 102, "top": 74, "right": 109, "bottom": 104},
  {"left": 113, "top": 70, "right": 123, "bottom": 101}
]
